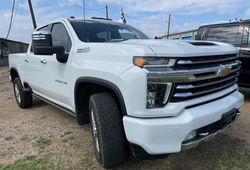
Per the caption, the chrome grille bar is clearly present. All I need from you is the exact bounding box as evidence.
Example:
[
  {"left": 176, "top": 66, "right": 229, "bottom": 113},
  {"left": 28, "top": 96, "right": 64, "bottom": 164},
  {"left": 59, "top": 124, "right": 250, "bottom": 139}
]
[
  {"left": 174, "top": 81, "right": 237, "bottom": 98},
  {"left": 169, "top": 53, "right": 240, "bottom": 102},
  {"left": 176, "top": 73, "right": 239, "bottom": 90},
  {"left": 177, "top": 56, "right": 238, "bottom": 65}
]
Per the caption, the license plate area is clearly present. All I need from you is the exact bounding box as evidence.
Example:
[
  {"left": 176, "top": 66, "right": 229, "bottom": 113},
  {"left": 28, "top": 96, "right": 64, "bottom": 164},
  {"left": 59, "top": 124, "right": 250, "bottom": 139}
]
[
  {"left": 198, "top": 109, "right": 238, "bottom": 135},
  {"left": 220, "top": 109, "right": 238, "bottom": 128}
]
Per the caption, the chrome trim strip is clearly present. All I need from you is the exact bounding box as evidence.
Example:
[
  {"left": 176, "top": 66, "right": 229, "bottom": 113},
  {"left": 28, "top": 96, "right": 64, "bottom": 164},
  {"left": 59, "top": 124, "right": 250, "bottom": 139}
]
[
  {"left": 33, "top": 93, "right": 76, "bottom": 118},
  {"left": 182, "top": 130, "right": 222, "bottom": 150},
  {"left": 147, "top": 62, "right": 241, "bottom": 83},
  {"left": 174, "top": 83, "right": 237, "bottom": 98},
  {"left": 176, "top": 73, "right": 239, "bottom": 90},
  {"left": 177, "top": 57, "right": 238, "bottom": 65}
]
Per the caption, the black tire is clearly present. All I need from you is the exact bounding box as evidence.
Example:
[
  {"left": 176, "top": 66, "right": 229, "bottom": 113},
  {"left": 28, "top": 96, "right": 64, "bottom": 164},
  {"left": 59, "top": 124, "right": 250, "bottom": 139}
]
[
  {"left": 76, "top": 112, "right": 90, "bottom": 125},
  {"left": 13, "top": 78, "right": 32, "bottom": 108},
  {"left": 89, "top": 92, "right": 126, "bottom": 168}
]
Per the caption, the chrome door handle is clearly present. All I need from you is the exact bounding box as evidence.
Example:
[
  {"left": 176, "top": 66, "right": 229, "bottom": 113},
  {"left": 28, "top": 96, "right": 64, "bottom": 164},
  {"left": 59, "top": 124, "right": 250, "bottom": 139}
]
[
  {"left": 40, "top": 59, "right": 47, "bottom": 64},
  {"left": 24, "top": 59, "right": 30, "bottom": 63}
]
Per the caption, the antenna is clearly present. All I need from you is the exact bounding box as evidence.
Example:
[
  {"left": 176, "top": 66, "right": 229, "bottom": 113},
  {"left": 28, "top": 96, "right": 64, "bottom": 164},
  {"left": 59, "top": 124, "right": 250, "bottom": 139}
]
[
  {"left": 105, "top": 4, "right": 109, "bottom": 19},
  {"left": 166, "top": 14, "right": 171, "bottom": 39},
  {"left": 83, "top": 0, "right": 85, "bottom": 20}
]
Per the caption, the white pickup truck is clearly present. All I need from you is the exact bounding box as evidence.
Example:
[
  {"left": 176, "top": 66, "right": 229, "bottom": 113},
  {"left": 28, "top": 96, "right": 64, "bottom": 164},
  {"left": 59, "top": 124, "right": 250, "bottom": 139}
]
[{"left": 9, "top": 18, "right": 244, "bottom": 168}]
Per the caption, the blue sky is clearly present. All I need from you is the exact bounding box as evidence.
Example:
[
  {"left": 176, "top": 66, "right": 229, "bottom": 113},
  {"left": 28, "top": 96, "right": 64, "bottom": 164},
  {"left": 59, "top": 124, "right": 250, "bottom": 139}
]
[{"left": 1, "top": 0, "right": 250, "bottom": 43}]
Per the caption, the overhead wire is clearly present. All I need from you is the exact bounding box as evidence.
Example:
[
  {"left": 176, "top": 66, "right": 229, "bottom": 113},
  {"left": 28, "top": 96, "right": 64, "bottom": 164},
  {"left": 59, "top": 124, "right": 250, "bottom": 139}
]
[
  {"left": 12, "top": 0, "right": 20, "bottom": 30},
  {"left": 6, "top": 0, "right": 16, "bottom": 39}
]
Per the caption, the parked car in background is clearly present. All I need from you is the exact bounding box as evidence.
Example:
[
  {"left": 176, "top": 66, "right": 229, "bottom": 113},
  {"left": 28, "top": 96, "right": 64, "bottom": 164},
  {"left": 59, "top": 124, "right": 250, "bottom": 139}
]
[{"left": 196, "top": 20, "right": 250, "bottom": 87}]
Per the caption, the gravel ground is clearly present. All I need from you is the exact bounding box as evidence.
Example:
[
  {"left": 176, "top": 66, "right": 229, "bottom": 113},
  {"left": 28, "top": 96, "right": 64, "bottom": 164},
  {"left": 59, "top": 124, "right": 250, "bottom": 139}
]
[{"left": 0, "top": 66, "right": 250, "bottom": 170}]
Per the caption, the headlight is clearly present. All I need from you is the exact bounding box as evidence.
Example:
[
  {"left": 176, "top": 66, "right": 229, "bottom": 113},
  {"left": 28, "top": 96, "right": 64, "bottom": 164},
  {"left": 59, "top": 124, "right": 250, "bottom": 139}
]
[
  {"left": 133, "top": 57, "right": 176, "bottom": 68},
  {"left": 147, "top": 83, "right": 172, "bottom": 108},
  {"left": 133, "top": 57, "right": 176, "bottom": 109}
]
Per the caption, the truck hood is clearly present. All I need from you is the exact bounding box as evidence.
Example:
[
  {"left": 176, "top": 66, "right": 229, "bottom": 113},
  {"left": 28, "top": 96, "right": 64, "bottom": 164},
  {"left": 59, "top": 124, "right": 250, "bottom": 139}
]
[{"left": 121, "top": 39, "right": 238, "bottom": 57}]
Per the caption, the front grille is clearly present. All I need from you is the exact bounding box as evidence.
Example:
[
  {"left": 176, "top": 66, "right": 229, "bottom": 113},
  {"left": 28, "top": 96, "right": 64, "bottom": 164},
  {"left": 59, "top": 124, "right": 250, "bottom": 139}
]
[{"left": 170, "top": 54, "right": 240, "bottom": 102}]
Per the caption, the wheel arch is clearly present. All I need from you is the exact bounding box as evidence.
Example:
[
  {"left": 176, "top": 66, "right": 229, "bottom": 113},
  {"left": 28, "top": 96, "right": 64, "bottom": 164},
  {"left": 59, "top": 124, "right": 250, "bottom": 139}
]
[
  {"left": 10, "top": 67, "right": 20, "bottom": 82},
  {"left": 74, "top": 77, "right": 127, "bottom": 119}
]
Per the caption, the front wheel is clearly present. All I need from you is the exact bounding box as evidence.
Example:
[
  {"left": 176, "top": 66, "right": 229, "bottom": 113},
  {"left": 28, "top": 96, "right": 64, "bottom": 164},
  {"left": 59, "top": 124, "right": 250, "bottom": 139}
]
[
  {"left": 13, "top": 78, "right": 32, "bottom": 108},
  {"left": 89, "top": 92, "right": 126, "bottom": 168}
]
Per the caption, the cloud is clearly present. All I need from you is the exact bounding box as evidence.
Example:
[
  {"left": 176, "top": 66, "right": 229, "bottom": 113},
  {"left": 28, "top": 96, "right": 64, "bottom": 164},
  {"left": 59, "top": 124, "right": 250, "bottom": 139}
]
[
  {"left": 1, "top": 0, "right": 248, "bottom": 42},
  {"left": 97, "top": 0, "right": 245, "bottom": 15},
  {"left": 0, "top": 0, "right": 67, "bottom": 43},
  {"left": 245, "top": 8, "right": 250, "bottom": 17}
]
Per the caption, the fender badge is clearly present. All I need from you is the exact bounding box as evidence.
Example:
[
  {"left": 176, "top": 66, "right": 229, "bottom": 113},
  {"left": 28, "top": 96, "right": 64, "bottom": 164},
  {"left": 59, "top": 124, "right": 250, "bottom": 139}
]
[{"left": 77, "top": 47, "right": 90, "bottom": 53}]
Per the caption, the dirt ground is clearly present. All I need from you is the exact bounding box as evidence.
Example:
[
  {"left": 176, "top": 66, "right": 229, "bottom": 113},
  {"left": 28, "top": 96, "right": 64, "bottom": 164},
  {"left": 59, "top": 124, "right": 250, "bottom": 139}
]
[{"left": 0, "top": 66, "right": 250, "bottom": 170}]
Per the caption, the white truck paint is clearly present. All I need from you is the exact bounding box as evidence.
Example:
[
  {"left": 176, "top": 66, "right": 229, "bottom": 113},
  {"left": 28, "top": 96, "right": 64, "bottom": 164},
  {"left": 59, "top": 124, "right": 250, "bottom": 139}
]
[{"left": 9, "top": 18, "right": 244, "bottom": 166}]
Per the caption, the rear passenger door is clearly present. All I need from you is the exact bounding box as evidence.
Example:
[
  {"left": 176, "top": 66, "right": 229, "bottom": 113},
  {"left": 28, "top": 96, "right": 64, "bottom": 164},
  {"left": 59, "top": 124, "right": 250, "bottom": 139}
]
[{"left": 38, "top": 22, "right": 73, "bottom": 111}]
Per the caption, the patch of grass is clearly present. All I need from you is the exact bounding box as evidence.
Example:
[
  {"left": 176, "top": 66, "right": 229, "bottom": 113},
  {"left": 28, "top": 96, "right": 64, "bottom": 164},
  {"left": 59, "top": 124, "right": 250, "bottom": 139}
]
[
  {"left": 61, "top": 136, "right": 75, "bottom": 143},
  {"left": 20, "top": 135, "right": 29, "bottom": 142},
  {"left": 70, "top": 143, "right": 81, "bottom": 149},
  {"left": 0, "top": 155, "right": 65, "bottom": 170},
  {"left": 78, "top": 152, "right": 100, "bottom": 170},
  {"left": 35, "top": 137, "right": 51, "bottom": 149},
  {"left": 169, "top": 134, "right": 250, "bottom": 170}
]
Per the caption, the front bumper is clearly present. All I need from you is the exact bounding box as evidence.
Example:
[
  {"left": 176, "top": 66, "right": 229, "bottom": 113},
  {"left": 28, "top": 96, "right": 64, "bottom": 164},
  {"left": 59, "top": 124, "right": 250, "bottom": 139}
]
[{"left": 123, "top": 91, "right": 243, "bottom": 155}]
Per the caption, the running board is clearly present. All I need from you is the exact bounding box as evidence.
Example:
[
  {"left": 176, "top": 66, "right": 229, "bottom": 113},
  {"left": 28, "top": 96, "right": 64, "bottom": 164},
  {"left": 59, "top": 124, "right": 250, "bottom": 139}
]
[{"left": 33, "top": 93, "right": 77, "bottom": 118}]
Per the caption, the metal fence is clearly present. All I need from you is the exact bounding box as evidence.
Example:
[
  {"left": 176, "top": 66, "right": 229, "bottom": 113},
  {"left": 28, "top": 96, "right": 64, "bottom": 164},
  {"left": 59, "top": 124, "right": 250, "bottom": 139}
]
[{"left": 0, "top": 38, "right": 28, "bottom": 67}]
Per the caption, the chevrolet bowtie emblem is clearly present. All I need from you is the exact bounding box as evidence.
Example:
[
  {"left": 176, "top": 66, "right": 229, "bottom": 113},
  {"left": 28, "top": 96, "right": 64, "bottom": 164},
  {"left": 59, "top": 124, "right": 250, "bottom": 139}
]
[{"left": 217, "top": 65, "right": 232, "bottom": 77}]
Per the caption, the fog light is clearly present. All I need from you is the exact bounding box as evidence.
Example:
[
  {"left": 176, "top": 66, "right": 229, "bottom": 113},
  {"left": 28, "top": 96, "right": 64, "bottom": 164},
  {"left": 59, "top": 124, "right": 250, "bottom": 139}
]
[{"left": 184, "top": 130, "right": 197, "bottom": 142}]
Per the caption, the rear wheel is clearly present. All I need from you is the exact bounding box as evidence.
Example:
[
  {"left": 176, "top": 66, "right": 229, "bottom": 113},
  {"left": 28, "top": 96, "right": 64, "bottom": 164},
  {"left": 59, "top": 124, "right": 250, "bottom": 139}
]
[
  {"left": 89, "top": 92, "right": 126, "bottom": 168},
  {"left": 13, "top": 78, "right": 32, "bottom": 108}
]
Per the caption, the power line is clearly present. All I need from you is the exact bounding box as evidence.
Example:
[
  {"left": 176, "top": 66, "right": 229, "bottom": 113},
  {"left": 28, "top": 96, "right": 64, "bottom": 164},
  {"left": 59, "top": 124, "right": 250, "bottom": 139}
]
[
  {"left": 6, "top": 0, "right": 16, "bottom": 39},
  {"left": 12, "top": 0, "right": 20, "bottom": 30}
]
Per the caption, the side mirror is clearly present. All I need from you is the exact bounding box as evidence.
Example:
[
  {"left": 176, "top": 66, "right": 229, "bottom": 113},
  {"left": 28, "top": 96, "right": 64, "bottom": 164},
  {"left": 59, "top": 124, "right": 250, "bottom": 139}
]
[
  {"left": 32, "top": 31, "right": 52, "bottom": 47},
  {"left": 32, "top": 31, "right": 69, "bottom": 63}
]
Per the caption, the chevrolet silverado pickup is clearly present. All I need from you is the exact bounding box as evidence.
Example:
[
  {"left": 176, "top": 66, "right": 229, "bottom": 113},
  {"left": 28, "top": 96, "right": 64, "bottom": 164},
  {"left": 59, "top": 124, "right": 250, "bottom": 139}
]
[{"left": 9, "top": 18, "right": 244, "bottom": 168}]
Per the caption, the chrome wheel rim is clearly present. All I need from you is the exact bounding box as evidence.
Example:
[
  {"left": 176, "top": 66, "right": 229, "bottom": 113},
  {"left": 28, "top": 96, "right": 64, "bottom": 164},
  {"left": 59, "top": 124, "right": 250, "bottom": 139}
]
[
  {"left": 14, "top": 84, "right": 21, "bottom": 104},
  {"left": 91, "top": 109, "right": 100, "bottom": 153}
]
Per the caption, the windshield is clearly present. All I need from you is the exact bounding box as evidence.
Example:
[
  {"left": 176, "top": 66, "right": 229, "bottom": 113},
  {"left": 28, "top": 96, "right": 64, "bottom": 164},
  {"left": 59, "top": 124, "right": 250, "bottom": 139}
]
[{"left": 70, "top": 20, "right": 150, "bottom": 43}]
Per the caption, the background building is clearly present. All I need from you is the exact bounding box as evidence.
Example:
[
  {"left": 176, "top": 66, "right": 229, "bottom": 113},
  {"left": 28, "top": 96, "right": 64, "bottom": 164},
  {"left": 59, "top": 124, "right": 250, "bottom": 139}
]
[
  {"left": 161, "top": 29, "right": 198, "bottom": 40},
  {"left": 0, "top": 38, "right": 28, "bottom": 66}
]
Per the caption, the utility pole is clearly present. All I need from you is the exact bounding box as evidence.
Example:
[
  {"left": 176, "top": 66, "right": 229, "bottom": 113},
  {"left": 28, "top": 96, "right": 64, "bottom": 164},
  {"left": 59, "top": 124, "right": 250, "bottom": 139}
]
[
  {"left": 28, "top": 0, "right": 37, "bottom": 29},
  {"left": 105, "top": 4, "right": 109, "bottom": 19},
  {"left": 167, "top": 14, "right": 171, "bottom": 39}
]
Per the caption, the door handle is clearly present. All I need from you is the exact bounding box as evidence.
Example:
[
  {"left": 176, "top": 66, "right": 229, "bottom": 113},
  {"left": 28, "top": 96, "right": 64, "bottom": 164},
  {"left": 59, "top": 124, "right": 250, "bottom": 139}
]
[
  {"left": 40, "top": 59, "right": 47, "bottom": 64},
  {"left": 24, "top": 59, "right": 30, "bottom": 63}
]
